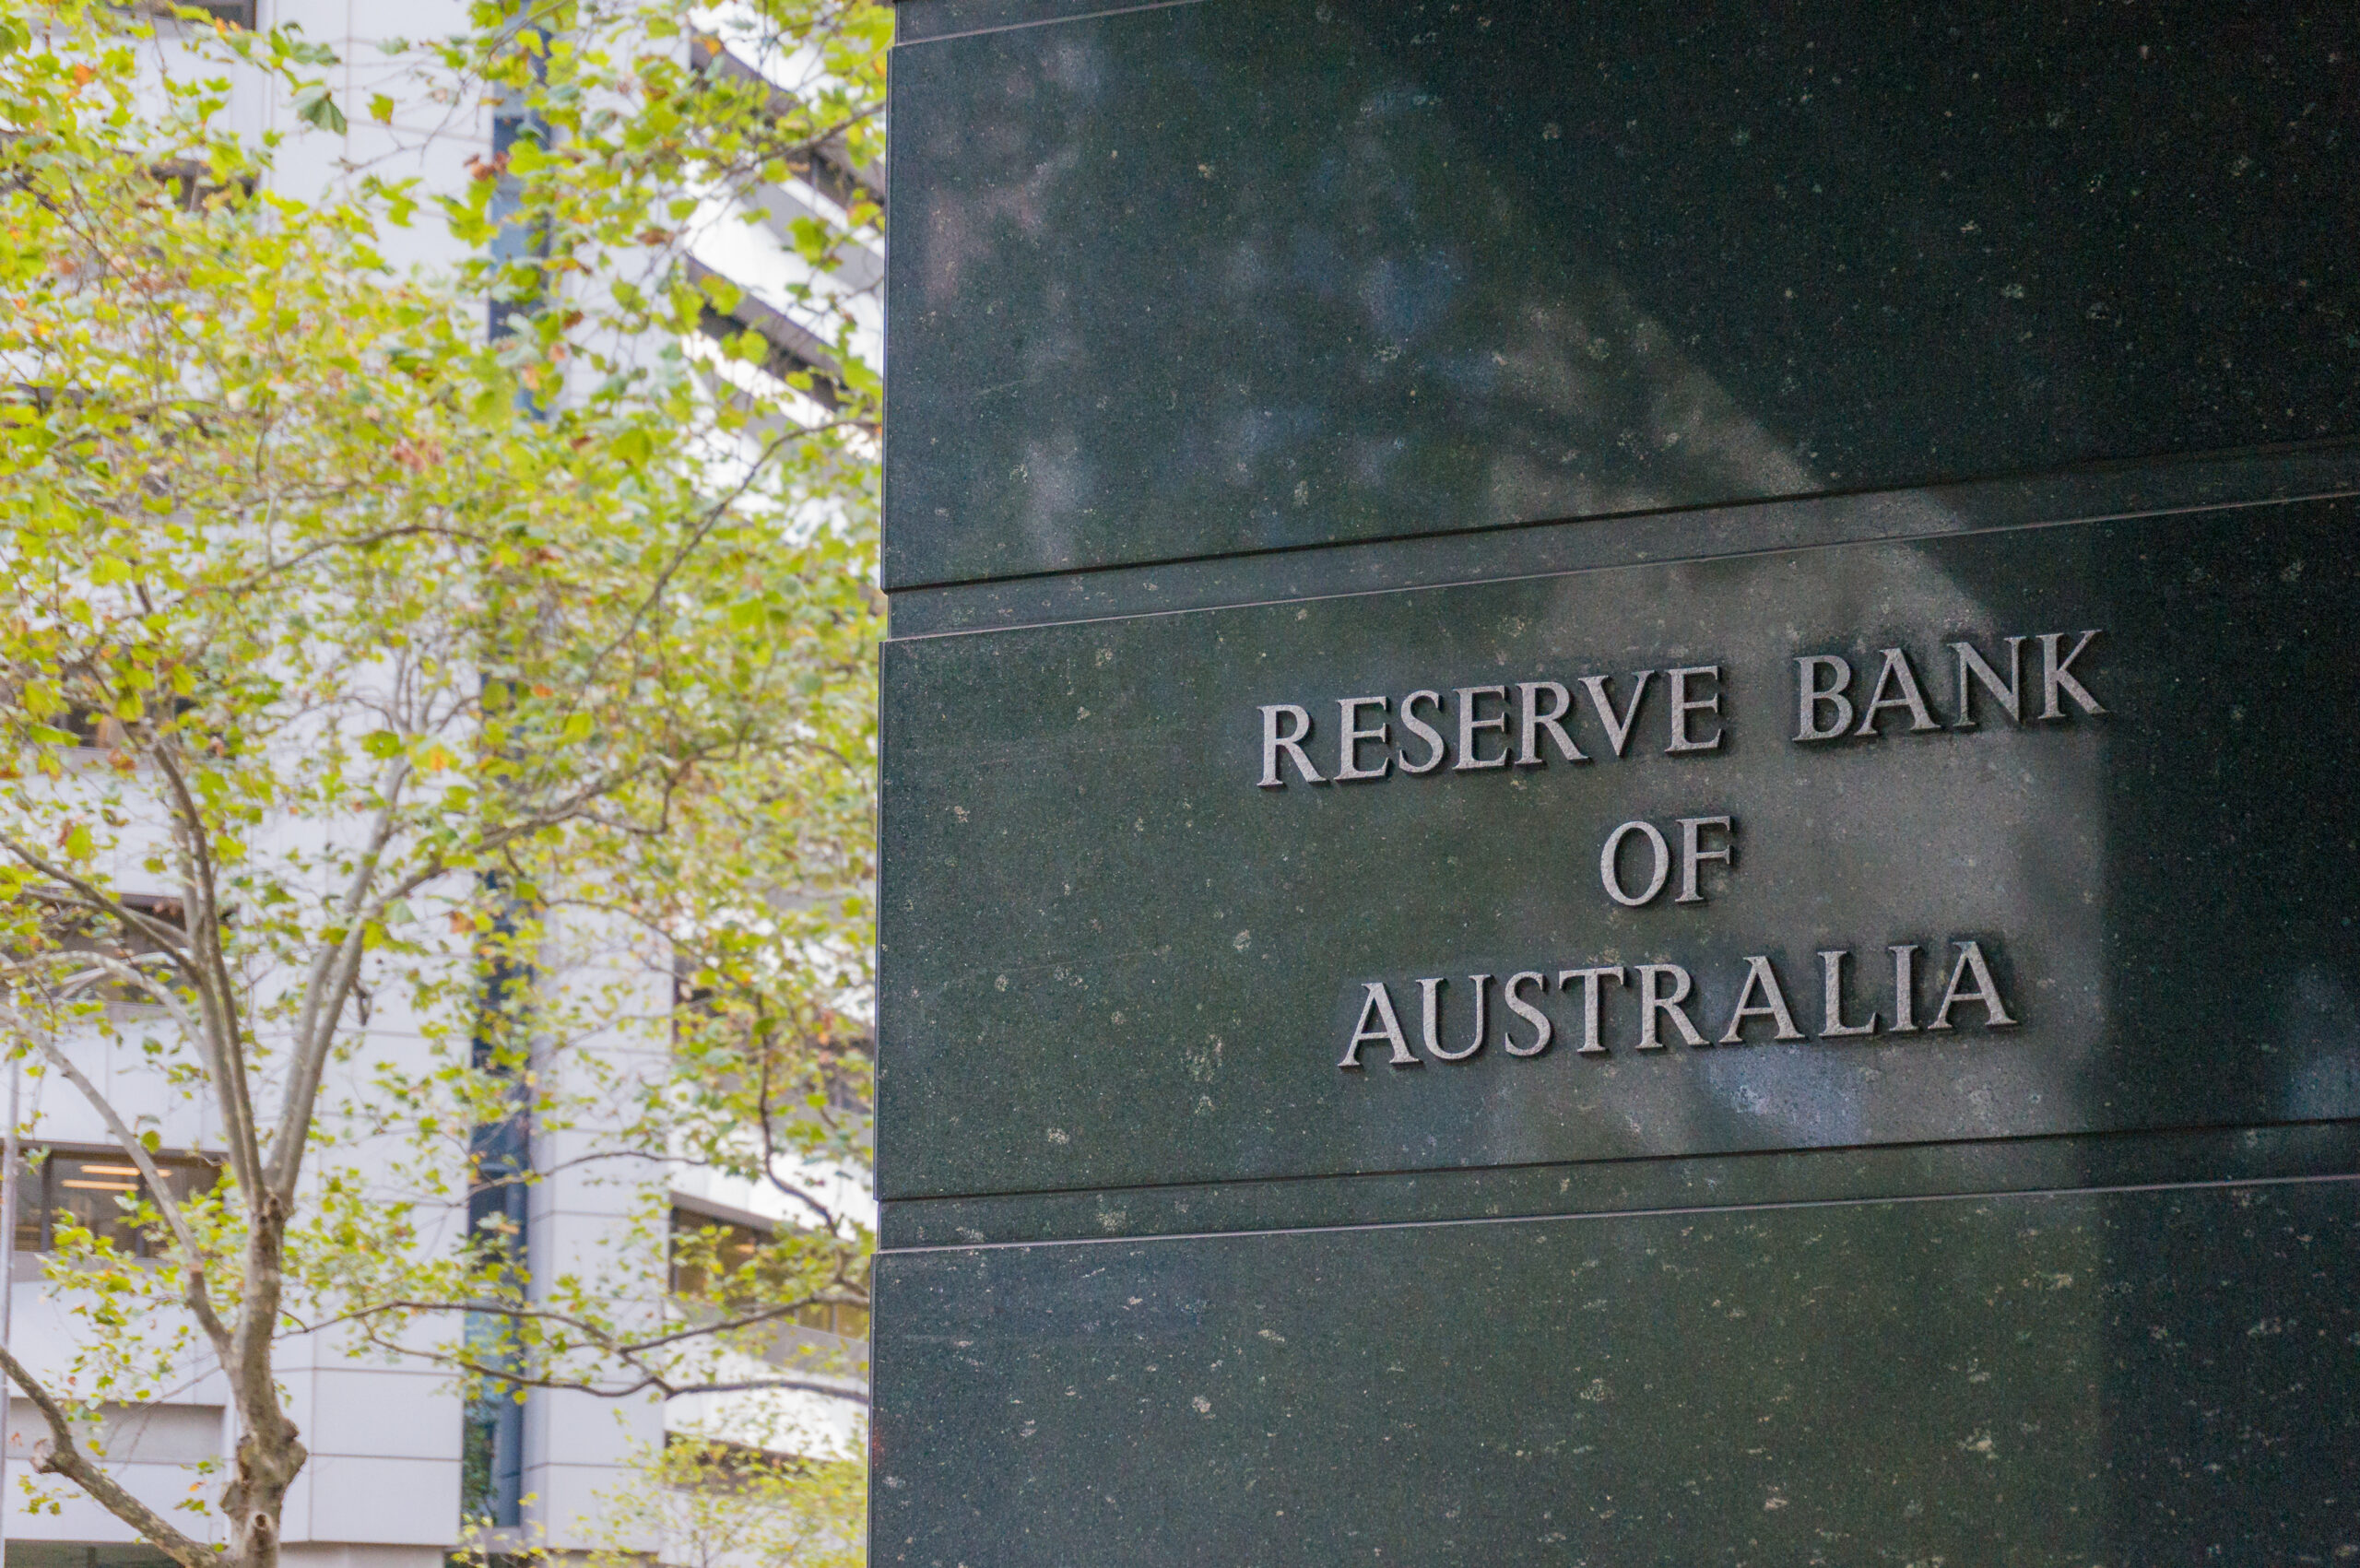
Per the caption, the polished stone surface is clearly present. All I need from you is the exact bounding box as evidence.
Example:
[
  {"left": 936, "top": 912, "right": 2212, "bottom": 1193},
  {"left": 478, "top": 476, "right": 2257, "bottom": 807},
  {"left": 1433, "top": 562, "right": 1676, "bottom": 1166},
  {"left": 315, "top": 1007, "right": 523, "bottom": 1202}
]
[
  {"left": 885, "top": 0, "right": 2360, "bottom": 588},
  {"left": 878, "top": 491, "right": 2360, "bottom": 1201},
  {"left": 885, "top": 442, "right": 2360, "bottom": 640},
  {"left": 878, "top": 1, "right": 2360, "bottom": 1556},
  {"left": 879, "top": 1118, "right": 2360, "bottom": 1249},
  {"left": 873, "top": 1176, "right": 2360, "bottom": 1565}
]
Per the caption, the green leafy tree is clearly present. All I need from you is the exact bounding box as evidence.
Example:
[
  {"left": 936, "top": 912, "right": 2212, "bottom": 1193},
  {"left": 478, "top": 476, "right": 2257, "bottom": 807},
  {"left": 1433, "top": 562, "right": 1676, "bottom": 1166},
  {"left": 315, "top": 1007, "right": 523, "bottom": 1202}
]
[
  {"left": 583, "top": 1429, "right": 867, "bottom": 1568},
  {"left": 0, "top": 1, "right": 884, "bottom": 1562}
]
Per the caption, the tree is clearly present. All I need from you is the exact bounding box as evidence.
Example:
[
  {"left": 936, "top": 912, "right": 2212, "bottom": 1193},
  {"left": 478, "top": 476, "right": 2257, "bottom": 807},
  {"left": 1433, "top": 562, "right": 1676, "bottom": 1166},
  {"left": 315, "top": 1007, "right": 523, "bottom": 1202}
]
[
  {"left": 583, "top": 1429, "right": 867, "bottom": 1568},
  {"left": 0, "top": 0, "right": 885, "bottom": 1562}
]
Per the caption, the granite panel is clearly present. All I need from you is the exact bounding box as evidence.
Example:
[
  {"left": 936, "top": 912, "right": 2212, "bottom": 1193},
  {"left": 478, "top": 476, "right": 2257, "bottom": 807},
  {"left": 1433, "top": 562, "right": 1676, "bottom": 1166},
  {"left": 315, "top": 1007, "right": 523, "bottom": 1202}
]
[
  {"left": 871, "top": 1177, "right": 2360, "bottom": 1565},
  {"left": 877, "top": 0, "right": 2360, "bottom": 1554},
  {"left": 886, "top": 442, "right": 2360, "bottom": 639},
  {"left": 879, "top": 1119, "right": 2360, "bottom": 1248},
  {"left": 885, "top": 0, "right": 2360, "bottom": 587},
  {"left": 877, "top": 495, "right": 2360, "bottom": 1200}
]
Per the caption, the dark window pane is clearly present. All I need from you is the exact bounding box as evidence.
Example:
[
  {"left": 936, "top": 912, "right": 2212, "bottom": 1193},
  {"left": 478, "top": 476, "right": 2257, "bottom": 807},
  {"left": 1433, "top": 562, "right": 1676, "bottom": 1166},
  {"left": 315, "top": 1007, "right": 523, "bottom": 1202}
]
[
  {"left": 50, "top": 1153, "right": 149, "bottom": 1253},
  {"left": 30, "top": 894, "right": 192, "bottom": 1008},
  {"left": 669, "top": 1208, "right": 772, "bottom": 1303},
  {"left": 31, "top": 1149, "right": 216, "bottom": 1258}
]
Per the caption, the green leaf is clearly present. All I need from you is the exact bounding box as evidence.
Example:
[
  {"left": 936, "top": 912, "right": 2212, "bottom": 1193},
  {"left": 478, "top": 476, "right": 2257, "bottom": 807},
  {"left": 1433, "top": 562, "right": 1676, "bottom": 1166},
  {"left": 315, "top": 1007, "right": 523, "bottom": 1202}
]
[
  {"left": 695, "top": 273, "right": 742, "bottom": 314},
  {"left": 293, "top": 84, "right": 347, "bottom": 135}
]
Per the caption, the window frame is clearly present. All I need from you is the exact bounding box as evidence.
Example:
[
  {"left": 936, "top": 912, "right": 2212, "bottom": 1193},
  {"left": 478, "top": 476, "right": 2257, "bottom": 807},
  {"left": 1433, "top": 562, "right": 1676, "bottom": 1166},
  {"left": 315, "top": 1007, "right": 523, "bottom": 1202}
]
[
  {"left": 11, "top": 1143, "right": 220, "bottom": 1259},
  {"left": 667, "top": 1195, "right": 869, "bottom": 1342}
]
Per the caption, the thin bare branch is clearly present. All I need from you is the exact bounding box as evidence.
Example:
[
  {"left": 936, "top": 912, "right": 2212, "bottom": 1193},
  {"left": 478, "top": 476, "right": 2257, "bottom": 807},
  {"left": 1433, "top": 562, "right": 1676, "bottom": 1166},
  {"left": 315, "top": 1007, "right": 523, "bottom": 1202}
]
[
  {"left": 266, "top": 756, "right": 412, "bottom": 1201},
  {"left": 142, "top": 742, "right": 269, "bottom": 1198},
  {"left": 0, "top": 1342, "right": 218, "bottom": 1568},
  {"left": 0, "top": 834, "right": 198, "bottom": 965},
  {"left": 14, "top": 1006, "right": 234, "bottom": 1359}
]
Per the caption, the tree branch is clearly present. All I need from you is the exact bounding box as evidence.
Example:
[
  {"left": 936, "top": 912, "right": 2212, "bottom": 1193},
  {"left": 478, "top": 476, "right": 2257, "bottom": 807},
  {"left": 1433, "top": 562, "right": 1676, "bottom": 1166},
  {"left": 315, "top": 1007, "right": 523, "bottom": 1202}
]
[
  {"left": 0, "top": 1342, "right": 219, "bottom": 1568},
  {"left": 266, "top": 756, "right": 411, "bottom": 1202},
  {"left": 141, "top": 742, "right": 270, "bottom": 1201},
  {"left": 408, "top": 1339, "right": 871, "bottom": 1409},
  {"left": 16, "top": 1008, "right": 235, "bottom": 1361},
  {"left": 299, "top": 1289, "right": 871, "bottom": 1404},
  {"left": 0, "top": 835, "right": 198, "bottom": 967}
]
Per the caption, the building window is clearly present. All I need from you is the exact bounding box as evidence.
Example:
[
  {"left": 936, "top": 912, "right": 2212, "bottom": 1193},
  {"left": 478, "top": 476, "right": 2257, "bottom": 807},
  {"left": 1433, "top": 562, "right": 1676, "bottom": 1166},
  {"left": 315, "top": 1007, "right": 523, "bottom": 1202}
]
[
  {"left": 668, "top": 1203, "right": 868, "bottom": 1341},
  {"left": 35, "top": 892, "right": 192, "bottom": 1008},
  {"left": 134, "top": 0, "right": 257, "bottom": 28},
  {"left": 818, "top": 1037, "right": 873, "bottom": 1117},
  {"left": 10, "top": 1147, "right": 218, "bottom": 1257},
  {"left": 668, "top": 1206, "right": 768, "bottom": 1303},
  {"left": 796, "top": 1295, "right": 869, "bottom": 1341}
]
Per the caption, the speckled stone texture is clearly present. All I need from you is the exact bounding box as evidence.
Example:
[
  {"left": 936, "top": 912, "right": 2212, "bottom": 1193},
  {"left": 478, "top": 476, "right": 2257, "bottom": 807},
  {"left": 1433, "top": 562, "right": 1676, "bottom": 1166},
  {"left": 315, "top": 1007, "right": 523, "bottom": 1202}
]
[{"left": 875, "top": 0, "right": 2360, "bottom": 1559}]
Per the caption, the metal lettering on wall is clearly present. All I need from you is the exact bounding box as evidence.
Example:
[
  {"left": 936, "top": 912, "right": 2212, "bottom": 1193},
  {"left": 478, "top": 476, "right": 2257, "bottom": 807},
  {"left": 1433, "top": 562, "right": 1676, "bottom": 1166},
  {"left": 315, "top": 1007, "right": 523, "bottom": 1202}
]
[
  {"left": 1246, "top": 631, "right": 2103, "bottom": 1068},
  {"left": 878, "top": 501, "right": 2360, "bottom": 1200}
]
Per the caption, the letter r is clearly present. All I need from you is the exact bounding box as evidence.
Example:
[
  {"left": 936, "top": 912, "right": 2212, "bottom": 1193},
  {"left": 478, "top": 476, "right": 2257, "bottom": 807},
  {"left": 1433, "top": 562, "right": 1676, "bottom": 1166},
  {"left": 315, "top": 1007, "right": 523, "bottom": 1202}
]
[{"left": 1259, "top": 703, "right": 1325, "bottom": 787}]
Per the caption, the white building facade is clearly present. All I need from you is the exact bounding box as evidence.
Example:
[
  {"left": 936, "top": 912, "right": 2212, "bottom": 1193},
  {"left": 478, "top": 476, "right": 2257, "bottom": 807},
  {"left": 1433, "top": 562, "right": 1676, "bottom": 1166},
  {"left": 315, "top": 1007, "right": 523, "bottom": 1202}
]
[{"left": 1, "top": 2, "right": 879, "bottom": 1562}]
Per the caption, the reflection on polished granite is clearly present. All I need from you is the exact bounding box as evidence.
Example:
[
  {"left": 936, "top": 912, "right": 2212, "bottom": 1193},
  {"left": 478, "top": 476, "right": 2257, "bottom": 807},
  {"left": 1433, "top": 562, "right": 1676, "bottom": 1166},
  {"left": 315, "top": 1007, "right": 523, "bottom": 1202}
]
[
  {"left": 874, "top": 1176, "right": 2360, "bottom": 1564},
  {"left": 888, "top": 0, "right": 2359, "bottom": 587},
  {"left": 877, "top": 2, "right": 2360, "bottom": 1559},
  {"left": 879, "top": 496, "right": 2360, "bottom": 1200}
]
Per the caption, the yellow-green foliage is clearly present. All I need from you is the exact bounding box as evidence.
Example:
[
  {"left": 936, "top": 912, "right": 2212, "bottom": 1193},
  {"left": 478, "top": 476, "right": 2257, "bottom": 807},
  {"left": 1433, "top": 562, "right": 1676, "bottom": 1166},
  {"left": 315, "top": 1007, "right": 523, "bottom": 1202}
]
[{"left": 0, "top": 0, "right": 885, "bottom": 1560}]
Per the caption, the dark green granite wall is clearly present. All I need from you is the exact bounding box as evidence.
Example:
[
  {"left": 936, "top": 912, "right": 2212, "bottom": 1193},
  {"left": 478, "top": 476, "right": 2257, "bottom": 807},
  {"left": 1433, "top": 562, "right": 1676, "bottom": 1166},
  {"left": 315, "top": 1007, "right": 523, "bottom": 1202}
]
[
  {"left": 885, "top": 0, "right": 2359, "bottom": 588},
  {"left": 876, "top": 1, "right": 2360, "bottom": 1559}
]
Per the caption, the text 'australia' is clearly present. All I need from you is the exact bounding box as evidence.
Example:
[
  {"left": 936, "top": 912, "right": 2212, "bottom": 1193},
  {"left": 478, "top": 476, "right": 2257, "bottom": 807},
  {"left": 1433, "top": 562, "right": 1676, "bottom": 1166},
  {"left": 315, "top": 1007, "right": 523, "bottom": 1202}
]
[{"left": 1339, "top": 942, "right": 2017, "bottom": 1068}]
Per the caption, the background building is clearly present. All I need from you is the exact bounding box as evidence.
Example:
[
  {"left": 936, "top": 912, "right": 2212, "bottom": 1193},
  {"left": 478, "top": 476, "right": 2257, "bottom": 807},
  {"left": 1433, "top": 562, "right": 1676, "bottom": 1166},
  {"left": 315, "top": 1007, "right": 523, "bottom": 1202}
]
[{"left": 0, "top": 3, "right": 881, "bottom": 1562}]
